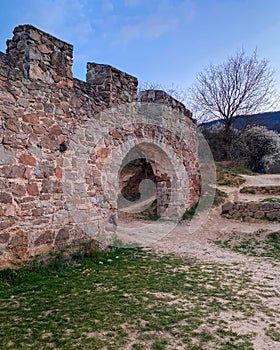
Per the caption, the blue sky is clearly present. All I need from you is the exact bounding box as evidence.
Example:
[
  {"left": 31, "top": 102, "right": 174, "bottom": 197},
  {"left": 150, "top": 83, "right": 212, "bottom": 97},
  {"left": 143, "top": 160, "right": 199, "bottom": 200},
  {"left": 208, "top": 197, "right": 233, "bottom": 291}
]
[{"left": 0, "top": 0, "right": 280, "bottom": 91}]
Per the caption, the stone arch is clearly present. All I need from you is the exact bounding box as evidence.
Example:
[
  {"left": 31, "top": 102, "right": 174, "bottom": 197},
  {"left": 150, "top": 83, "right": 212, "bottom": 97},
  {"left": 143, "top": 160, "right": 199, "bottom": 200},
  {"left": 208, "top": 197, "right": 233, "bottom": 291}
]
[
  {"left": 67, "top": 115, "right": 200, "bottom": 242},
  {"left": 99, "top": 135, "right": 192, "bottom": 221},
  {"left": 118, "top": 142, "right": 178, "bottom": 217}
]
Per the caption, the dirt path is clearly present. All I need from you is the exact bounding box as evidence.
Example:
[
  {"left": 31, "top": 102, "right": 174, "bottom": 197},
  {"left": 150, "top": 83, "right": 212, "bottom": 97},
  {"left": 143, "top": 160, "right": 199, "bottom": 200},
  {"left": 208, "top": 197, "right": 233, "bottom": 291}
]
[
  {"left": 241, "top": 174, "right": 280, "bottom": 187},
  {"left": 118, "top": 174, "right": 280, "bottom": 350}
]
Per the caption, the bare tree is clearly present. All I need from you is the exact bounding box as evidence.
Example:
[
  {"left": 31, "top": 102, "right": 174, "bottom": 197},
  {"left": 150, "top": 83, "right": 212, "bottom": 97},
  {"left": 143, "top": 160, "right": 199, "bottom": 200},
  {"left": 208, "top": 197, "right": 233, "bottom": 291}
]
[{"left": 189, "top": 49, "right": 277, "bottom": 159}]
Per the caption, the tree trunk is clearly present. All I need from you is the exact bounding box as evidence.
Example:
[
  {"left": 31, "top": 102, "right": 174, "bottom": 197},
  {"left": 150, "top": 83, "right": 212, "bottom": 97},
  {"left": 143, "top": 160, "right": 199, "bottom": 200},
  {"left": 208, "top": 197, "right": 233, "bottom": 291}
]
[{"left": 223, "top": 121, "right": 232, "bottom": 161}]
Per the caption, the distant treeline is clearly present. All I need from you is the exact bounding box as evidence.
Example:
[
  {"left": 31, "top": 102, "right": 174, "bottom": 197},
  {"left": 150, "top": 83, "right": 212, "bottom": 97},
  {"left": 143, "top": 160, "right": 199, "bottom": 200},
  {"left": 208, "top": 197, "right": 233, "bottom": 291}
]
[{"left": 200, "top": 111, "right": 280, "bottom": 133}]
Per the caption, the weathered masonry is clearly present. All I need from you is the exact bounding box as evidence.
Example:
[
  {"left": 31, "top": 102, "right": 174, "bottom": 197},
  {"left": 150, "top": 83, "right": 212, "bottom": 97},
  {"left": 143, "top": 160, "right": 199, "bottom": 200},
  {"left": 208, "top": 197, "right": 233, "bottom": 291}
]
[{"left": 0, "top": 25, "right": 200, "bottom": 266}]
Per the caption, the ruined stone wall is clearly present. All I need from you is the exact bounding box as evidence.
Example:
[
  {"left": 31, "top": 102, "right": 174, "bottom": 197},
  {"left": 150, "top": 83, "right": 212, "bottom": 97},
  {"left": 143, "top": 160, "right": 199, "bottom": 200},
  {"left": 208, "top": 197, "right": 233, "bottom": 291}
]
[
  {"left": 0, "top": 25, "right": 199, "bottom": 267},
  {"left": 222, "top": 201, "right": 280, "bottom": 222}
]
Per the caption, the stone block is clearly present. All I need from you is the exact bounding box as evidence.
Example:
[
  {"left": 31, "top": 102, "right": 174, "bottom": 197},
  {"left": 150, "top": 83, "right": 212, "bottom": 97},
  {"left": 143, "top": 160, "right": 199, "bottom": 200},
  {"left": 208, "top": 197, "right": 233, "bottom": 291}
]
[
  {"left": 34, "top": 231, "right": 54, "bottom": 246},
  {"left": 19, "top": 154, "right": 36, "bottom": 166},
  {"left": 8, "top": 232, "right": 28, "bottom": 259},
  {"left": 266, "top": 212, "right": 280, "bottom": 220},
  {"left": 0, "top": 232, "right": 10, "bottom": 244},
  {"left": 221, "top": 202, "right": 234, "bottom": 213},
  {"left": 26, "top": 182, "right": 39, "bottom": 196},
  {"left": 254, "top": 211, "right": 265, "bottom": 219},
  {"left": 55, "top": 227, "right": 70, "bottom": 243},
  {"left": 0, "top": 192, "right": 13, "bottom": 204}
]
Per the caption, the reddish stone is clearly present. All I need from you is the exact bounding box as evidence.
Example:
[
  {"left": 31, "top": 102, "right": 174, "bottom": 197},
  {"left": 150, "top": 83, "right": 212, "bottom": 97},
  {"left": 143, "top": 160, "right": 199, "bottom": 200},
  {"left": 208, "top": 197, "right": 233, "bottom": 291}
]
[
  {"left": 67, "top": 79, "right": 74, "bottom": 89},
  {"left": 22, "top": 113, "right": 39, "bottom": 124},
  {"left": 32, "top": 208, "right": 44, "bottom": 216},
  {"left": 57, "top": 81, "right": 65, "bottom": 88},
  {"left": 41, "top": 136, "right": 57, "bottom": 151},
  {"left": 19, "top": 154, "right": 36, "bottom": 166},
  {"left": 55, "top": 227, "right": 70, "bottom": 243},
  {"left": 57, "top": 135, "right": 66, "bottom": 145},
  {"left": 34, "top": 230, "right": 54, "bottom": 246},
  {"left": 26, "top": 182, "right": 39, "bottom": 196},
  {"left": 33, "top": 124, "right": 46, "bottom": 134},
  {"left": 49, "top": 125, "right": 62, "bottom": 136},
  {"left": 55, "top": 167, "right": 63, "bottom": 180},
  {"left": 38, "top": 44, "right": 52, "bottom": 54},
  {"left": 96, "top": 148, "right": 110, "bottom": 158},
  {"left": 24, "top": 167, "right": 32, "bottom": 180},
  {"left": 0, "top": 192, "right": 13, "bottom": 204},
  {"left": 110, "top": 130, "right": 121, "bottom": 139}
]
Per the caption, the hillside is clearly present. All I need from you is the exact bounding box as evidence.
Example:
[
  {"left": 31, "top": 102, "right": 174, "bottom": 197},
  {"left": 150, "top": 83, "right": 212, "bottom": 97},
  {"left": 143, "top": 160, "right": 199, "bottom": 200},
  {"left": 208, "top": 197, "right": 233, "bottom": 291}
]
[{"left": 200, "top": 111, "right": 280, "bottom": 133}]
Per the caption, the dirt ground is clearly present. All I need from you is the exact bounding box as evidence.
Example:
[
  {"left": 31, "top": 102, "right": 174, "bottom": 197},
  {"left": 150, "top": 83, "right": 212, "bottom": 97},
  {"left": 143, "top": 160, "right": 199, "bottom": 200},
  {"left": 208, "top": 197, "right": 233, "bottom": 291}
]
[{"left": 118, "top": 174, "right": 280, "bottom": 350}]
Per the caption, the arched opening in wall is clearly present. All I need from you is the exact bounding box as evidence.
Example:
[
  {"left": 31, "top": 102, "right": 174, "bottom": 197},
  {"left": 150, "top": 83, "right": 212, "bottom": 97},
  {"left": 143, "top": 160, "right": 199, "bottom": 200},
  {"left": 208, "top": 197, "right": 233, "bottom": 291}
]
[{"left": 117, "top": 143, "right": 174, "bottom": 220}]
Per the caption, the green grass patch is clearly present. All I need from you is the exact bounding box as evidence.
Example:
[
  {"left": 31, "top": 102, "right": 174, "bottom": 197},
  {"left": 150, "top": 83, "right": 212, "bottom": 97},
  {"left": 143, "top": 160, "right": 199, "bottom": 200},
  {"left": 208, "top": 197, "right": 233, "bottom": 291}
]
[
  {"left": 213, "top": 188, "right": 228, "bottom": 206},
  {"left": 182, "top": 203, "right": 198, "bottom": 220},
  {"left": 216, "top": 162, "right": 256, "bottom": 175},
  {"left": 215, "top": 230, "right": 280, "bottom": 260},
  {"left": 216, "top": 167, "right": 246, "bottom": 187},
  {"left": 0, "top": 248, "right": 269, "bottom": 349},
  {"left": 261, "top": 198, "right": 280, "bottom": 203}
]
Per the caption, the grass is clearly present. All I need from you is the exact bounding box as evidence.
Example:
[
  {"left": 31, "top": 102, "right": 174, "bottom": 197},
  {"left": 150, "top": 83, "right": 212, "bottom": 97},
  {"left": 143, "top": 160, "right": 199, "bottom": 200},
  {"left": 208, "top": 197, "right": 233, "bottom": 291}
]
[
  {"left": 182, "top": 203, "right": 198, "bottom": 220},
  {"left": 216, "top": 161, "right": 256, "bottom": 175},
  {"left": 213, "top": 188, "right": 228, "bottom": 206},
  {"left": 215, "top": 230, "right": 280, "bottom": 260},
  {"left": 216, "top": 167, "right": 246, "bottom": 187},
  {"left": 1, "top": 247, "right": 277, "bottom": 349},
  {"left": 261, "top": 198, "right": 280, "bottom": 203}
]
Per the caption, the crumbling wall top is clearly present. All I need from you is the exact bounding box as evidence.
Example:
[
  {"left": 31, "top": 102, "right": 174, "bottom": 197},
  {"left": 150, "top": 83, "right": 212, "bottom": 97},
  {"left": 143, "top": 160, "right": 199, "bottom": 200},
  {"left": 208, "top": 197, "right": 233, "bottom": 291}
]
[
  {"left": 140, "top": 90, "right": 193, "bottom": 121},
  {"left": 86, "top": 62, "right": 138, "bottom": 105},
  {"left": 6, "top": 24, "right": 73, "bottom": 85}
]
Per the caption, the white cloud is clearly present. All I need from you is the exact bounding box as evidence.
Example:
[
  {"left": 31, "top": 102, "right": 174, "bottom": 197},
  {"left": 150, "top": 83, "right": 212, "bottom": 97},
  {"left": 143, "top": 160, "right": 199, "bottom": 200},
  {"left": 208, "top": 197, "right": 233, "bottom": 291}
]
[
  {"left": 120, "top": 16, "right": 177, "bottom": 42},
  {"left": 118, "top": 0, "right": 194, "bottom": 43},
  {"left": 26, "top": 0, "right": 94, "bottom": 45}
]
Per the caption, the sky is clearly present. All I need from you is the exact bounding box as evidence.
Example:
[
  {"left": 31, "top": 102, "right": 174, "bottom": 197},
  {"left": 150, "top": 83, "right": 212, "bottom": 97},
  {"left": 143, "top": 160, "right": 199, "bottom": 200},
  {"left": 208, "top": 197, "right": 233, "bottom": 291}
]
[{"left": 0, "top": 0, "right": 280, "bottom": 94}]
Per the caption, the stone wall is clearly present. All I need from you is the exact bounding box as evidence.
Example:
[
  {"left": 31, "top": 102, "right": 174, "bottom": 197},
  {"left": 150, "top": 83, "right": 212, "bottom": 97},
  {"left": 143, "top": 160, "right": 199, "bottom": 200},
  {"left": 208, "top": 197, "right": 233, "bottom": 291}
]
[
  {"left": 222, "top": 201, "right": 280, "bottom": 222},
  {"left": 140, "top": 90, "right": 191, "bottom": 118},
  {"left": 0, "top": 24, "right": 200, "bottom": 267},
  {"left": 86, "top": 63, "right": 138, "bottom": 105}
]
